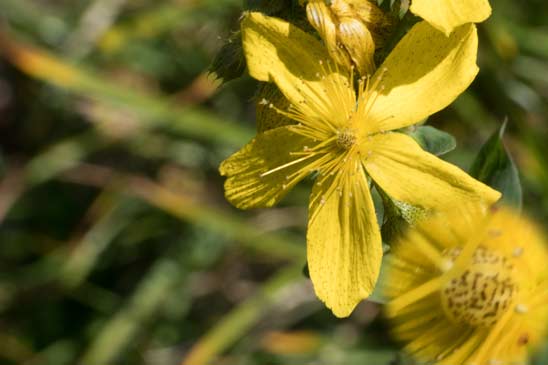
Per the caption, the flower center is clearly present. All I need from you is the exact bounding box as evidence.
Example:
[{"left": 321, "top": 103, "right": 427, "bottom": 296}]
[
  {"left": 336, "top": 128, "right": 357, "bottom": 150},
  {"left": 440, "top": 246, "right": 516, "bottom": 327}
]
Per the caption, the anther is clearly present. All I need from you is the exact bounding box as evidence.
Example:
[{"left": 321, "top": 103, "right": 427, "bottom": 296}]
[
  {"left": 440, "top": 259, "right": 453, "bottom": 273},
  {"left": 512, "top": 247, "right": 524, "bottom": 257},
  {"left": 440, "top": 247, "right": 516, "bottom": 327}
]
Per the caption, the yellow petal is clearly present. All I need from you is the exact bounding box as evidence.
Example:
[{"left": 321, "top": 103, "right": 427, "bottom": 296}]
[
  {"left": 366, "top": 21, "right": 479, "bottom": 134},
  {"left": 241, "top": 12, "right": 354, "bottom": 127},
  {"left": 362, "top": 132, "right": 501, "bottom": 209},
  {"left": 307, "top": 163, "right": 382, "bottom": 317},
  {"left": 306, "top": 0, "right": 351, "bottom": 69},
  {"left": 338, "top": 17, "right": 376, "bottom": 75},
  {"left": 410, "top": 0, "right": 492, "bottom": 36},
  {"left": 220, "top": 126, "right": 314, "bottom": 209}
]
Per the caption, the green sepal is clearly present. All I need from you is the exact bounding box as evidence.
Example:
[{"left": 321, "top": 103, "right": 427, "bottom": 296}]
[
  {"left": 377, "top": 0, "right": 410, "bottom": 18},
  {"left": 209, "top": 31, "right": 246, "bottom": 84},
  {"left": 470, "top": 120, "right": 523, "bottom": 210},
  {"left": 302, "top": 262, "right": 310, "bottom": 278},
  {"left": 244, "top": 0, "right": 291, "bottom": 14},
  {"left": 408, "top": 125, "right": 457, "bottom": 156},
  {"left": 375, "top": 185, "right": 426, "bottom": 245}
]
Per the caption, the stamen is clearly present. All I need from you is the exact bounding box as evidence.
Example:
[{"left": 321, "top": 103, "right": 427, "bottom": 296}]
[
  {"left": 355, "top": 67, "right": 389, "bottom": 123},
  {"left": 512, "top": 247, "right": 524, "bottom": 257},
  {"left": 260, "top": 154, "right": 317, "bottom": 178},
  {"left": 284, "top": 153, "right": 333, "bottom": 182},
  {"left": 317, "top": 59, "right": 354, "bottom": 124},
  {"left": 269, "top": 103, "right": 336, "bottom": 140}
]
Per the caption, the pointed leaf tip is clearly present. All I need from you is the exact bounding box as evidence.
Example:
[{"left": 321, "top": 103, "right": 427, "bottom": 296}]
[{"left": 470, "top": 120, "right": 522, "bottom": 210}]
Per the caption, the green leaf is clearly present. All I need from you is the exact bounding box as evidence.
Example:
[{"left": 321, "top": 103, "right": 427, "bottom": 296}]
[
  {"left": 367, "top": 259, "right": 388, "bottom": 304},
  {"left": 532, "top": 339, "right": 548, "bottom": 365},
  {"left": 408, "top": 125, "right": 457, "bottom": 156},
  {"left": 470, "top": 120, "right": 523, "bottom": 210}
]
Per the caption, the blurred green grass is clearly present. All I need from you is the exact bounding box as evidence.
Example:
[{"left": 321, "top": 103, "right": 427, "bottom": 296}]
[{"left": 0, "top": 0, "right": 547, "bottom": 364}]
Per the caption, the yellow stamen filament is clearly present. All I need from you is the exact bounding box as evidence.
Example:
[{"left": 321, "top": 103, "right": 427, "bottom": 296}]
[
  {"left": 388, "top": 276, "right": 446, "bottom": 313},
  {"left": 259, "top": 154, "right": 319, "bottom": 178},
  {"left": 411, "top": 233, "right": 446, "bottom": 271},
  {"left": 469, "top": 306, "right": 514, "bottom": 364}
]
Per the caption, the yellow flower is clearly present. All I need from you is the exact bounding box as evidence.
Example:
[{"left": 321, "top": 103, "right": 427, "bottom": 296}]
[
  {"left": 220, "top": 12, "right": 500, "bottom": 317},
  {"left": 410, "top": 0, "right": 492, "bottom": 36},
  {"left": 383, "top": 205, "right": 548, "bottom": 365},
  {"left": 303, "top": 0, "right": 392, "bottom": 75}
]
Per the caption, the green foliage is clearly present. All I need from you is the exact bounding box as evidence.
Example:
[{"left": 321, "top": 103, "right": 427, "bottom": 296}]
[
  {"left": 0, "top": 0, "right": 547, "bottom": 365},
  {"left": 532, "top": 340, "right": 548, "bottom": 365},
  {"left": 408, "top": 125, "right": 457, "bottom": 156},
  {"left": 470, "top": 121, "right": 523, "bottom": 210}
]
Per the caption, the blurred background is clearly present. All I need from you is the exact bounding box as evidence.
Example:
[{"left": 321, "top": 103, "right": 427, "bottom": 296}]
[{"left": 0, "top": 0, "right": 547, "bottom": 364}]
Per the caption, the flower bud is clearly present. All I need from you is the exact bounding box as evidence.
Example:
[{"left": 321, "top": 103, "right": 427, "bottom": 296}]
[{"left": 304, "top": 0, "right": 392, "bottom": 75}]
